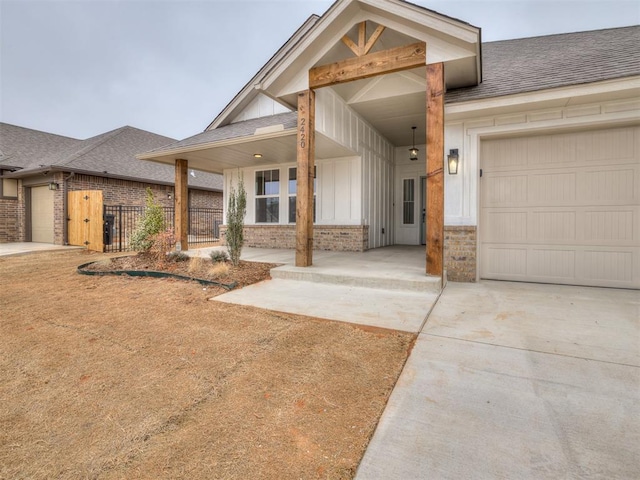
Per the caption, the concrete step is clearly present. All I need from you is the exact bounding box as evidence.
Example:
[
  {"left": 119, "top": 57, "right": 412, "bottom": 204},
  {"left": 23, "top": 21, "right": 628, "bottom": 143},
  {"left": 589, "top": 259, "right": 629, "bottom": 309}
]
[{"left": 270, "top": 265, "right": 442, "bottom": 293}]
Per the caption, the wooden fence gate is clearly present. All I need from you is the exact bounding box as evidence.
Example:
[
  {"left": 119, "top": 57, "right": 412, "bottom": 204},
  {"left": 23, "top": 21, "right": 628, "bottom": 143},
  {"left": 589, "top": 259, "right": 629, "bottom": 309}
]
[{"left": 68, "top": 190, "right": 104, "bottom": 252}]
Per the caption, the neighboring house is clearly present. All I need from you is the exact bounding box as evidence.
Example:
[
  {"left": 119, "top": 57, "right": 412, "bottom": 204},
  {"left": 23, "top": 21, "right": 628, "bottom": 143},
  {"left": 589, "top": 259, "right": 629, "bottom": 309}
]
[
  {"left": 139, "top": 0, "right": 639, "bottom": 289},
  {"left": 0, "top": 123, "right": 223, "bottom": 247}
]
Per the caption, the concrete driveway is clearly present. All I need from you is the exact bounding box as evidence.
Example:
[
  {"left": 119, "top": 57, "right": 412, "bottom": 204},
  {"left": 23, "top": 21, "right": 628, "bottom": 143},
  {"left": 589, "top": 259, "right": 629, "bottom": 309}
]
[{"left": 357, "top": 281, "right": 640, "bottom": 479}]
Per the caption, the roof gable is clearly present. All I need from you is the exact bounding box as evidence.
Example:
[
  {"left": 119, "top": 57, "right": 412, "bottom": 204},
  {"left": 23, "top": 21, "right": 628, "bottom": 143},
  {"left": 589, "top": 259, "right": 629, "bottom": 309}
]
[{"left": 209, "top": 0, "right": 481, "bottom": 130}]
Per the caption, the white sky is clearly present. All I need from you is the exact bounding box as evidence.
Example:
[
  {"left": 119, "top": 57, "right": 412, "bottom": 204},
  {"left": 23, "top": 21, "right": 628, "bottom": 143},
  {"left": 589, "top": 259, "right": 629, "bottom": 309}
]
[{"left": 1, "top": 0, "right": 638, "bottom": 140}]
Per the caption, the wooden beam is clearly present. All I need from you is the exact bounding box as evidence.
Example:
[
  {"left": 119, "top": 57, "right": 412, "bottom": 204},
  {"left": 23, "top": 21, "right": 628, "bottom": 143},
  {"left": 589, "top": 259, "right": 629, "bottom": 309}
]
[
  {"left": 309, "top": 41, "right": 426, "bottom": 89},
  {"left": 341, "top": 34, "right": 360, "bottom": 57},
  {"left": 295, "top": 89, "right": 315, "bottom": 267},
  {"left": 426, "top": 62, "right": 444, "bottom": 277},
  {"left": 358, "top": 21, "right": 366, "bottom": 56},
  {"left": 175, "top": 158, "right": 188, "bottom": 252},
  {"left": 363, "top": 25, "right": 385, "bottom": 55}
]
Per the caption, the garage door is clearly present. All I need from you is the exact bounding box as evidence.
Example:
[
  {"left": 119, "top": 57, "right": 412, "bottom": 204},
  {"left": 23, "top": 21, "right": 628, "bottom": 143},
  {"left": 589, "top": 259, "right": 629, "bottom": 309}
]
[
  {"left": 480, "top": 125, "right": 639, "bottom": 289},
  {"left": 30, "top": 185, "right": 55, "bottom": 243}
]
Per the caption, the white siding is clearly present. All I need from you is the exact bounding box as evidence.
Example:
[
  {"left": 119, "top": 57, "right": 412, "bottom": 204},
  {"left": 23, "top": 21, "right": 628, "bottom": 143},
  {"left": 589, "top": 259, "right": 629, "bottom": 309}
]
[
  {"left": 316, "top": 88, "right": 395, "bottom": 248},
  {"left": 230, "top": 94, "right": 291, "bottom": 123}
]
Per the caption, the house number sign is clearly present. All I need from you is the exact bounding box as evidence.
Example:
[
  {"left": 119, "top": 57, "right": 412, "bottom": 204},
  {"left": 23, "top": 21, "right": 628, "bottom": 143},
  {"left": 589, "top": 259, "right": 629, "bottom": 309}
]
[{"left": 299, "top": 117, "right": 306, "bottom": 149}]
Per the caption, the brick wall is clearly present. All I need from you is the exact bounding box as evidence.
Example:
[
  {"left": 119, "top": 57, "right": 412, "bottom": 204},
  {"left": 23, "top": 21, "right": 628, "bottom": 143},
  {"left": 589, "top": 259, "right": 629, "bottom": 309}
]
[
  {"left": 219, "top": 225, "right": 369, "bottom": 252},
  {"left": 444, "top": 225, "right": 477, "bottom": 282},
  {"left": 0, "top": 197, "right": 19, "bottom": 242}
]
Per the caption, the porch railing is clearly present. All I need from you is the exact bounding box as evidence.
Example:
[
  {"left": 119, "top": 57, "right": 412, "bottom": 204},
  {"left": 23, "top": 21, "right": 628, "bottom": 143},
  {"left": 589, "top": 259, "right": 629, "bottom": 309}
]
[{"left": 103, "top": 205, "right": 223, "bottom": 253}]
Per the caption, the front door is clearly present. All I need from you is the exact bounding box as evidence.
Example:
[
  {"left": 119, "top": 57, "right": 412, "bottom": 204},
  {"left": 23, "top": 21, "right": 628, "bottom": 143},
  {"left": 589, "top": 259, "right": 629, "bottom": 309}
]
[{"left": 420, "top": 176, "right": 426, "bottom": 245}]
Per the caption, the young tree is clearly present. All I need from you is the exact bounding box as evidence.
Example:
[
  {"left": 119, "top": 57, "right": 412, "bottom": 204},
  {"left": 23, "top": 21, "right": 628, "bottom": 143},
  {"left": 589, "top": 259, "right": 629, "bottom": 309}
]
[
  {"left": 129, "top": 188, "right": 166, "bottom": 252},
  {"left": 226, "top": 174, "right": 247, "bottom": 266}
]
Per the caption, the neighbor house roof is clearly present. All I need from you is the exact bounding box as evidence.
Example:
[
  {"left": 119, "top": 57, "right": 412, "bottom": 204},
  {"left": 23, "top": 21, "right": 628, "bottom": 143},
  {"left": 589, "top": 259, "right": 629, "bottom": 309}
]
[
  {"left": 446, "top": 25, "right": 640, "bottom": 104},
  {"left": 0, "top": 123, "right": 223, "bottom": 191}
]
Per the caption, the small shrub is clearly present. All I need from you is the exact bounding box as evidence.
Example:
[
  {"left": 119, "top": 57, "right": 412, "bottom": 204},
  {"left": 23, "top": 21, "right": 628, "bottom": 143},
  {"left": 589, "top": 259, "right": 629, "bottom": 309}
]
[
  {"left": 209, "top": 262, "right": 230, "bottom": 279},
  {"left": 167, "top": 251, "right": 190, "bottom": 262},
  {"left": 130, "top": 188, "right": 166, "bottom": 252},
  {"left": 209, "top": 250, "right": 229, "bottom": 263}
]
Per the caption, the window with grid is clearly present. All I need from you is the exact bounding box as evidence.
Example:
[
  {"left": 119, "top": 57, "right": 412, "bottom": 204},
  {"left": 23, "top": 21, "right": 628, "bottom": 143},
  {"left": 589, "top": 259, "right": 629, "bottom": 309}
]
[
  {"left": 255, "top": 169, "right": 280, "bottom": 223},
  {"left": 288, "top": 166, "right": 316, "bottom": 223},
  {"left": 402, "top": 178, "right": 415, "bottom": 225}
]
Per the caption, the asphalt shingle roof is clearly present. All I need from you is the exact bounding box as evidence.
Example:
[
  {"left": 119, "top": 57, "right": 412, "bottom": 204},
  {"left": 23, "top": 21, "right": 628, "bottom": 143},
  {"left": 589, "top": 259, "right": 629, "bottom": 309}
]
[
  {"left": 446, "top": 25, "right": 640, "bottom": 104},
  {"left": 0, "top": 123, "right": 223, "bottom": 191},
  {"left": 144, "top": 112, "right": 298, "bottom": 155}
]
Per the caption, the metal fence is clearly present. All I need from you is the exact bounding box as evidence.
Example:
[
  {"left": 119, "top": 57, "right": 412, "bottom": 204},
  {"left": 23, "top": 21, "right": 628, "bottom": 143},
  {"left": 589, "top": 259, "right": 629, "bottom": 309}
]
[{"left": 103, "top": 205, "right": 223, "bottom": 253}]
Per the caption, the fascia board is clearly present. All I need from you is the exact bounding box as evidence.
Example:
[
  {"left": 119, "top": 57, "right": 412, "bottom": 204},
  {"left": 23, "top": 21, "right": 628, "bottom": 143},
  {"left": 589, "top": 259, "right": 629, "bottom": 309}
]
[{"left": 445, "top": 76, "right": 640, "bottom": 117}]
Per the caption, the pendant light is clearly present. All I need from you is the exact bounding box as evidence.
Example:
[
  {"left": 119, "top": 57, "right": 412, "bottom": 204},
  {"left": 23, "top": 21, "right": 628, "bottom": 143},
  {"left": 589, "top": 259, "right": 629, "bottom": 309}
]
[{"left": 409, "top": 126, "right": 418, "bottom": 161}]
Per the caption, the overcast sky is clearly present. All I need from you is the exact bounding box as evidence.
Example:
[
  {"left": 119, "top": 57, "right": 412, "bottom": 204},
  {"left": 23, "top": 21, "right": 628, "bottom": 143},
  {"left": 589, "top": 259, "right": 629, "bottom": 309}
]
[{"left": 1, "top": 0, "right": 638, "bottom": 141}]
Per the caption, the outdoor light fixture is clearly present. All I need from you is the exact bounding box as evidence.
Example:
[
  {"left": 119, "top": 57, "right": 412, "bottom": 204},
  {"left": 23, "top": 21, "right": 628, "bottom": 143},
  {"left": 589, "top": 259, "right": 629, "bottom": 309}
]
[
  {"left": 409, "top": 126, "right": 419, "bottom": 161},
  {"left": 48, "top": 182, "right": 59, "bottom": 191},
  {"left": 448, "top": 149, "right": 459, "bottom": 174},
  {"left": 253, "top": 153, "right": 263, "bottom": 159}
]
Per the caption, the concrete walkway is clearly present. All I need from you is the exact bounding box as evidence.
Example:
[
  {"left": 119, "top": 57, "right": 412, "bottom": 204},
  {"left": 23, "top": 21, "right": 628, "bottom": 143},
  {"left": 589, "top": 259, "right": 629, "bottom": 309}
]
[
  {"left": 195, "top": 246, "right": 440, "bottom": 333},
  {"left": 357, "top": 281, "right": 640, "bottom": 479},
  {"left": 0, "top": 242, "right": 81, "bottom": 257}
]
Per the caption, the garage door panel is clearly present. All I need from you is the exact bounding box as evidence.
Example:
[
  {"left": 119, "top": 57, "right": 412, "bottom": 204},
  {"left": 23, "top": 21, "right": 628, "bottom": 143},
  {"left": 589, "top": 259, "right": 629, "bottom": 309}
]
[
  {"left": 576, "top": 127, "right": 636, "bottom": 163},
  {"left": 481, "top": 175, "right": 527, "bottom": 206},
  {"left": 529, "top": 172, "right": 576, "bottom": 203},
  {"left": 580, "top": 166, "right": 637, "bottom": 203},
  {"left": 481, "top": 125, "right": 639, "bottom": 288},
  {"left": 581, "top": 249, "right": 635, "bottom": 284}
]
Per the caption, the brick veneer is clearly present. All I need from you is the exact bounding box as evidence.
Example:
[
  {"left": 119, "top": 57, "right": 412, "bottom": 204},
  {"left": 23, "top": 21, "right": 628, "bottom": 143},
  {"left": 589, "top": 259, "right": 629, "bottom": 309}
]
[
  {"left": 0, "top": 197, "right": 19, "bottom": 242},
  {"left": 444, "top": 225, "right": 477, "bottom": 282},
  {"left": 219, "top": 225, "right": 369, "bottom": 252}
]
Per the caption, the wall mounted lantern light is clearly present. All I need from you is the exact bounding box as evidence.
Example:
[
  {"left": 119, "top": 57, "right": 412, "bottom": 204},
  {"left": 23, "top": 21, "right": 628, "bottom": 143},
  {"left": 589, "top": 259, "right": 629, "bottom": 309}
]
[
  {"left": 409, "top": 126, "right": 419, "bottom": 161},
  {"left": 48, "top": 182, "right": 59, "bottom": 191},
  {"left": 447, "top": 149, "right": 459, "bottom": 174}
]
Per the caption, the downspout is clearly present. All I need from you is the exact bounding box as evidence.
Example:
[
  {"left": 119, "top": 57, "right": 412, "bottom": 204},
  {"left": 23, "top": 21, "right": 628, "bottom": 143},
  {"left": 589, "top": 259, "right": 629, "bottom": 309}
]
[{"left": 62, "top": 172, "right": 75, "bottom": 245}]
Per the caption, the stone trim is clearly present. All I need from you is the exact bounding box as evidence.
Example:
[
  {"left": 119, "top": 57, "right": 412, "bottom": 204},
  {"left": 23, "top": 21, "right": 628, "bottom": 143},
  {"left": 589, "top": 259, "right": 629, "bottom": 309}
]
[
  {"left": 220, "top": 225, "right": 369, "bottom": 252},
  {"left": 444, "top": 225, "right": 477, "bottom": 282}
]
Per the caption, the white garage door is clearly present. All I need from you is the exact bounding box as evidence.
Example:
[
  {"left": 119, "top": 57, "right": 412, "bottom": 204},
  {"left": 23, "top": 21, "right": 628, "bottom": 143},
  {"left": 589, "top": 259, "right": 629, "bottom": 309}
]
[
  {"left": 480, "top": 125, "right": 639, "bottom": 289},
  {"left": 31, "top": 185, "right": 55, "bottom": 243}
]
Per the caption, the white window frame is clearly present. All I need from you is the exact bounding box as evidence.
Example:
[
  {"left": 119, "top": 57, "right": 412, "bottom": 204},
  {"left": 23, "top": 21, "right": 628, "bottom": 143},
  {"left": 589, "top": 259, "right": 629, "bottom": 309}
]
[{"left": 255, "top": 169, "right": 280, "bottom": 223}]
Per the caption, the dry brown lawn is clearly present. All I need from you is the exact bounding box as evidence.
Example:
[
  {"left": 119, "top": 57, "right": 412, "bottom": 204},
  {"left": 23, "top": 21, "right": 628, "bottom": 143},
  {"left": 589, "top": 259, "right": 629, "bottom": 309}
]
[{"left": 0, "top": 250, "right": 414, "bottom": 479}]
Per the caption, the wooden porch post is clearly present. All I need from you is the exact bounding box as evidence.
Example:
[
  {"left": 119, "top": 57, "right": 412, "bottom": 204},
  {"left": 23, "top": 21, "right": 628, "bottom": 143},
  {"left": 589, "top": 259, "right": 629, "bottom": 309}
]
[
  {"left": 426, "top": 63, "right": 444, "bottom": 277},
  {"left": 175, "top": 158, "right": 188, "bottom": 251},
  {"left": 295, "top": 89, "right": 315, "bottom": 267}
]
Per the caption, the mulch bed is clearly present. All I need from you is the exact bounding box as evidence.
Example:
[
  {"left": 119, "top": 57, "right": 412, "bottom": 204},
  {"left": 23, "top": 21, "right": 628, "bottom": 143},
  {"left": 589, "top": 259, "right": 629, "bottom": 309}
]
[{"left": 82, "top": 253, "right": 278, "bottom": 294}]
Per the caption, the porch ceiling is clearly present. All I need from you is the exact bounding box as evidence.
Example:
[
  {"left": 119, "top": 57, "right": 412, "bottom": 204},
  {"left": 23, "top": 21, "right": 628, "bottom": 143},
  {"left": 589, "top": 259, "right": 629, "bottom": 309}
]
[{"left": 143, "top": 131, "right": 355, "bottom": 175}]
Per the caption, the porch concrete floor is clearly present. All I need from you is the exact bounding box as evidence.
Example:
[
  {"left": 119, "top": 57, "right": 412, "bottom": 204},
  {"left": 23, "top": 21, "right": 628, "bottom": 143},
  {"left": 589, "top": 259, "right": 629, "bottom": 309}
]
[{"left": 192, "top": 246, "right": 440, "bottom": 333}]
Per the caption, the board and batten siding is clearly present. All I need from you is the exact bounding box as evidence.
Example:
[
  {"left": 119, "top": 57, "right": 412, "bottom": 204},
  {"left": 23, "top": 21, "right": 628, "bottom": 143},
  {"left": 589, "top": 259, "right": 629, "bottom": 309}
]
[
  {"left": 230, "top": 94, "right": 291, "bottom": 123},
  {"left": 315, "top": 88, "right": 394, "bottom": 248}
]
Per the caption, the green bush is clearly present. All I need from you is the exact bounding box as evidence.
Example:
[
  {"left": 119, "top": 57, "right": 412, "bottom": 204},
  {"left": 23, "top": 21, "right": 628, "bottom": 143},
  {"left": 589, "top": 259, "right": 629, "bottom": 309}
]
[
  {"left": 209, "top": 250, "right": 229, "bottom": 263},
  {"left": 226, "top": 174, "right": 246, "bottom": 266},
  {"left": 167, "top": 251, "right": 190, "bottom": 262},
  {"left": 129, "top": 188, "right": 166, "bottom": 252}
]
